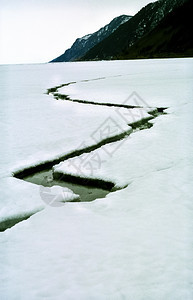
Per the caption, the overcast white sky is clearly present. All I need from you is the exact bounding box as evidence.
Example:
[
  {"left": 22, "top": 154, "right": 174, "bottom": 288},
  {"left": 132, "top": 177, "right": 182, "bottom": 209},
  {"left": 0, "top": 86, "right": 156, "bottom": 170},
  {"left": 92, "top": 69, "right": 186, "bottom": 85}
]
[{"left": 0, "top": 0, "right": 156, "bottom": 64}]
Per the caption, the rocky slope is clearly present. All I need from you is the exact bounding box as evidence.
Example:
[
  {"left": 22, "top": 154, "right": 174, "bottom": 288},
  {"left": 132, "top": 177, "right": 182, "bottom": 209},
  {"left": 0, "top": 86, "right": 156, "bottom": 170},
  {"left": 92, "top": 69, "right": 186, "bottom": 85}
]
[
  {"left": 81, "top": 0, "right": 188, "bottom": 60},
  {"left": 117, "top": 0, "right": 193, "bottom": 59},
  {"left": 50, "top": 15, "right": 132, "bottom": 62}
]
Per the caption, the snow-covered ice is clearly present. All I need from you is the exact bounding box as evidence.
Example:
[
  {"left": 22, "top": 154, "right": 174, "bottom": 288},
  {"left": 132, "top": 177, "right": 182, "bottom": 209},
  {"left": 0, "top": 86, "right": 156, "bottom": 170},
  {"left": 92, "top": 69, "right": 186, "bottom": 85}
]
[
  {"left": 53, "top": 104, "right": 193, "bottom": 188},
  {"left": 0, "top": 62, "right": 133, "bottom": 220},
  {"left": 57, "top": 58, "right": 192, "bottom": 108},
  {"left": 0, "top": 58, "right": 193, "bottom": 299}
]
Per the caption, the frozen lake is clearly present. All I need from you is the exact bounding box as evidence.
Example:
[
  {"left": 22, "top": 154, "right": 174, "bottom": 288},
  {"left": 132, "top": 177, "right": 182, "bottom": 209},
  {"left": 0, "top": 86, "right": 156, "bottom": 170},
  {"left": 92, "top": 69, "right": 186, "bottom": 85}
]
[{"left": 0, "top": 59, "right": 193, "bottom": 299}]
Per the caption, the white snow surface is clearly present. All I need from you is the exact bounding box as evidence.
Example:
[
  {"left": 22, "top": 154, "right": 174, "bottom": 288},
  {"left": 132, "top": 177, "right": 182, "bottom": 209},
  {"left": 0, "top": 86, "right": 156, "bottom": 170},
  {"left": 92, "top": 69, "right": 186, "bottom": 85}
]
[
  {"left": 58, "top": 58, "right": 192, "bottom": 108},
  {"left": 0, "top": 58, "right": 193, "bottom": 299},
  {"left": 80, "top": 34, "right": 92, "bottom": 41},
  {"left": 0, "top": 62, "right": 132, "bottom": 220}
]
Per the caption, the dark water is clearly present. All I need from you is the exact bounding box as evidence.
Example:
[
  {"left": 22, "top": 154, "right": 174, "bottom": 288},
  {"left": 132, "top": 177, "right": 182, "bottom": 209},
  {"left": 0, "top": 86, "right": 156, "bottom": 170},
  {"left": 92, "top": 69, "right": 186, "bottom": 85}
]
[
  {"left": 0, "top": 171, "right": 111, "bottom": 231},
  {"left": 23, "top": 169, "right": 110, "bottom": 202},
  {"left": 0, "top": 215, "right": 32, "bottom": 232}
]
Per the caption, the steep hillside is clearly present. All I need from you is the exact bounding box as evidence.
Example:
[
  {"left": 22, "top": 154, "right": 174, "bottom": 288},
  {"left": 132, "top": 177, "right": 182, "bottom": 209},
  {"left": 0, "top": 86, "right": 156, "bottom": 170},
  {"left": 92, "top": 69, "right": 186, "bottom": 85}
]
[
  {"left": 50, "top": 15, "right": 132, "bottom": 62},
  {"left": 117, "top": 0, "right": 193, "bottom": 59},
  {"left": 81, "top": 0, "right": 188, "bottom": 60}
]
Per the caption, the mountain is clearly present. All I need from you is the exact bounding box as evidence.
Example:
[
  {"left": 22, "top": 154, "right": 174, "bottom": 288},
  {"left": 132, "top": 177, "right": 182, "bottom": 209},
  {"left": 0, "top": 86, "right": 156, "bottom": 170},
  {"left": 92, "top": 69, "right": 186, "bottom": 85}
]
[
  {"left": 50, "top": 15, "right": 132, "bottom": 62},
  {"left": 117, "top": 0, "right": 193, "bottom": 59},
  {"left": 81, "top": 0, "right": 188, "bottom": 61}
]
